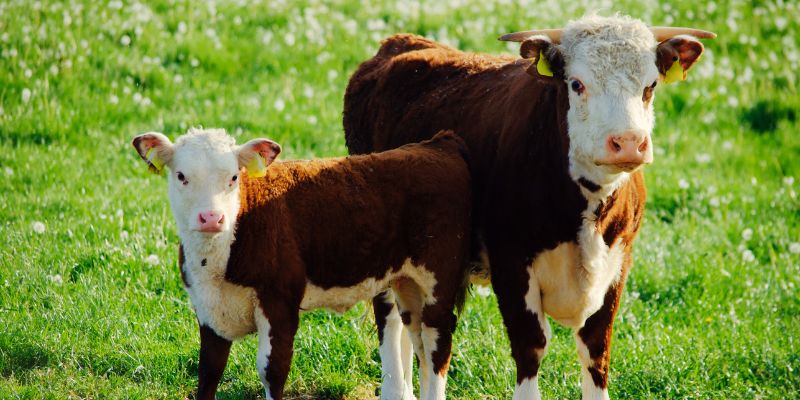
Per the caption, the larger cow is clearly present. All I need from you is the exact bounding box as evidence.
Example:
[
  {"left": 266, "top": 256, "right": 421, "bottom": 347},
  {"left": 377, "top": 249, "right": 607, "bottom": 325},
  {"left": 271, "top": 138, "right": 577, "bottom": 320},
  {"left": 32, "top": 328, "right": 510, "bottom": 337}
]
[{"left": 344, "top": 15, "right": 714, "bottom": 399}]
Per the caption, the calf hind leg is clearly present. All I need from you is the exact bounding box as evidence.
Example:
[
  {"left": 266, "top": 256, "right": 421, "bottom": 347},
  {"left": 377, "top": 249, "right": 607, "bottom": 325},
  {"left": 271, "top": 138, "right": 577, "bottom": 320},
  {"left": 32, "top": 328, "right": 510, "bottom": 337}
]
[{"left": 373, "top": 291, "right": 417, "bottom": 400}]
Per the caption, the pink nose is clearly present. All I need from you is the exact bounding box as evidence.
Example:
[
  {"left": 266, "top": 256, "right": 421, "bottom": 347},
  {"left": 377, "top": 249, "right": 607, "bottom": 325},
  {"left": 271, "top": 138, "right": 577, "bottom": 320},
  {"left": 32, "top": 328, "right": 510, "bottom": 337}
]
[
  {"left": 197, "top": 211, "right": 225, "bottom": 232},
  {"left": 603, "top": 131, "right": 653, "bottom": 169}
]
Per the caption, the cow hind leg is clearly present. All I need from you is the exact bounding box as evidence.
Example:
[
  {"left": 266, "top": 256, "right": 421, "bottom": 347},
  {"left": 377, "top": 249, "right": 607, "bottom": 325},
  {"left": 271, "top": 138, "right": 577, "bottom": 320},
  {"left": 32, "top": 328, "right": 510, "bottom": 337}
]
[{"left": 374, "top": 291, "right": 417, "bottom": 400}]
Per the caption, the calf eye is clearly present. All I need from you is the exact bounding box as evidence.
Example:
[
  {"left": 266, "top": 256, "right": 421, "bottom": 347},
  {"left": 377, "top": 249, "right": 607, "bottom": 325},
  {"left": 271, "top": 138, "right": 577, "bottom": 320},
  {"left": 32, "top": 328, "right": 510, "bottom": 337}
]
[
  {"left": 232, "top": 175, "right": 238, "bottom": 182},
  {"left": 570, "top": 79, "right": 585, "bottom": 94},
  {"left": 177, "top": 171, "right": 187, "bottom": 185}
]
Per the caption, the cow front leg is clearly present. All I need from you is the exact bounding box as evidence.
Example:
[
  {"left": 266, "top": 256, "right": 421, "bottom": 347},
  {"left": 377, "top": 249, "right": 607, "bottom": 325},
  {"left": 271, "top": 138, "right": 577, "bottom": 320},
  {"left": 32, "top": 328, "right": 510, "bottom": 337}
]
[
  {"left": 197, "top": 324, "right": 232, "bottom": 400},
  {"left": 255, "top": 303, "right": 299, "bottom": 400},
  {"left": 373, "top": 291, "right": 417, "bottom": 400},
  {"left": 491, "top": 257, "right": 551, "bottom": 400},
  {"left": 575, "top": 268, "right": 629, "bottom": 400}
]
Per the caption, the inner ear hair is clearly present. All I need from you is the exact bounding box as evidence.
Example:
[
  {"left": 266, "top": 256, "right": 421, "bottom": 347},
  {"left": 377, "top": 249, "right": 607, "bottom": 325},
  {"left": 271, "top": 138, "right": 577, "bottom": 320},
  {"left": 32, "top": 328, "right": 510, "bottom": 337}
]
[{"left": 656, "top": 36, "right": 705, "bottom": 74}]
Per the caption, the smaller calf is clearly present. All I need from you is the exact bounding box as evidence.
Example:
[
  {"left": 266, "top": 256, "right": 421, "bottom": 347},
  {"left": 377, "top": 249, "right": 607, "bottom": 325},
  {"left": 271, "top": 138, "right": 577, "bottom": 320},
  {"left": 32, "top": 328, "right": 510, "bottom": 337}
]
[{"left": 132, "top": 128, "right": 471, "bottom": 400}]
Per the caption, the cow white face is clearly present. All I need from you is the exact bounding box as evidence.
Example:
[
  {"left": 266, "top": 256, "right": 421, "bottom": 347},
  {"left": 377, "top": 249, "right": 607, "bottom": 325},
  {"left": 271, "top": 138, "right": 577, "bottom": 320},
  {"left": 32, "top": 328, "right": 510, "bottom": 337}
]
[
  {"left": 132, "top": 128, "right": 280, "bottom": 237},
  {"left": 513, "top": 16, "right": 707, "bottom": 194}
]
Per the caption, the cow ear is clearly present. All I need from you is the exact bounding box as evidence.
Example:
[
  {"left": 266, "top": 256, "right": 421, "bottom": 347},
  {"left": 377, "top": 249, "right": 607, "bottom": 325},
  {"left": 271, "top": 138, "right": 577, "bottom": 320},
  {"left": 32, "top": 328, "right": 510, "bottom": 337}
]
[
  {"left": 520, "top": 36, "right": 564, "bottom": 79},
  {"left": 656, "top": 35, "right": 705, "bottom": 84},
  {"left": 237, "top": 138, "right": 281, "bottom": 178},
  {"left": 132, "top": 132, "right": 173, "bottom": 173}
]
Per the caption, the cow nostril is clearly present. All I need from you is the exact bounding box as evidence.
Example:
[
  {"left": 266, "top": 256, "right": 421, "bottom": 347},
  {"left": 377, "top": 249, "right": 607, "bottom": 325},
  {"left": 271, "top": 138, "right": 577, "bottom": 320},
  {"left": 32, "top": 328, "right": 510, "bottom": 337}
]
[
  {"left": 638, "top": 138, "right": 648, "bottom": 152},
  {"left": 611, "top": 139, "right": 622, "bottom": 152},
  {"left": 199, "top": 215, "right": 207, "bottom": 224},
  {"left": 218, "top": 214, "right": 225, "bottom": 225}
]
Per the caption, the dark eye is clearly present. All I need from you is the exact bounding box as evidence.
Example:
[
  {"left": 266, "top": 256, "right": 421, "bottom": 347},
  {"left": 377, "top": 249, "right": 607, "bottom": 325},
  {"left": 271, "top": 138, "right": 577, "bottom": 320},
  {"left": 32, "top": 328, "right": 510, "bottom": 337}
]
[
  {"left": 650, "top": 81, "right": 657, "bottom": 89},
  {"left": 232, "top": 175, "right": 238, "bottom": 182},
  {"left": 177, "top": 171, "right": 187, "bottom": 185},
  {"left": 570, "top": 79, "right": 585, "bottom": 94}
]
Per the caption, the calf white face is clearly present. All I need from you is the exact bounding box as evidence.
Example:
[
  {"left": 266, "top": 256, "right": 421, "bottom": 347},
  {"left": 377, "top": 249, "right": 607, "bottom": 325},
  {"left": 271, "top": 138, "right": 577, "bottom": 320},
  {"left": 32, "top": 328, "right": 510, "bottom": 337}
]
[
  {"left": 132, "top": 128, "right": 280, "bottom": 237},
  {"left": 512, "top": 16, "right": 708, "bottom": 192}
]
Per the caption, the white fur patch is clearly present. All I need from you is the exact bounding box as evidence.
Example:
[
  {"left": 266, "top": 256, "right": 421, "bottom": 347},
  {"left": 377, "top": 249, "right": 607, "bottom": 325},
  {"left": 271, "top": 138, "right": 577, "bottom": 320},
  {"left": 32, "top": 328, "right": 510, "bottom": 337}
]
[
  {"left": 255, "top": 309, "right": 274, "bottom": 400},
  {"left": 576, "top": 337, "right": 610, "bottom": 400},
  {"left": 530, "top": 202, "right": 625, "bottom": 328},
  {"left": 420, "top": 324, "right": 446, "bottom": 400},
  {"left": 513, "top": 377, "right": 541, "bottom": 400},
  {"left": 182, "top": 230, "right": 258, "bottom": 340},
  {"left": 379, "top": 298, "right": 417, "bottom": 400},
  {"left": 300, "top": 259, "right": 438, "bottom": 313}
]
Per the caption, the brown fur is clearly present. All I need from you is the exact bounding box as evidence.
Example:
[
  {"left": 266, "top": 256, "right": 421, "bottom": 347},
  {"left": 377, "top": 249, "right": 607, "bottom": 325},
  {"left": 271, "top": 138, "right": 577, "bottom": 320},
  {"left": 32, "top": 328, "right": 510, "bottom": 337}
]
[
  {"left": 199, "top": 131, "right": 472, "bottom": 399},
  {"left": 344, "top": 35, "right": 646, "bottom": 388}
]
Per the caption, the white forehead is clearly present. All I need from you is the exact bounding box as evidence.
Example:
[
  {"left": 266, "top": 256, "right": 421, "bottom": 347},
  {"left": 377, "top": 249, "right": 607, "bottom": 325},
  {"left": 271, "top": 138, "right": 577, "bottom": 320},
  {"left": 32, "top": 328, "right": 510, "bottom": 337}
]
[
  {"left": 172, "top": 128, "right": 238, "bottom": 173},
  {"left": 559, "top": 15, "right": 659, "bottom": 90}
]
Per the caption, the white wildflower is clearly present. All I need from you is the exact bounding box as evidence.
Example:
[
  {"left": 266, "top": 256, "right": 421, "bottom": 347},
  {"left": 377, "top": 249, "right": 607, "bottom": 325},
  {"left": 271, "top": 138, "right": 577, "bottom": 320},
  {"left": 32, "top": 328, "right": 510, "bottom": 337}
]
[
  {"left": 722, "top": 140, "right": 734, "bottom": 151},
  {"left": 178, "top": 22, "right": 187, "bottom": 34},
  {"left": 695, "top": 153, "right": 711, "bottom": 164},
  {"left": 190, "top": 58, "right": 199, "bottom": 67},
  {"left": 741, "top": 228, "right": 753, "bottom": 241},
  {"left": 32, "top": 221, "right": 45, "bottom": 233},
  {"left": 678, "top": 179, "right": 689, "bottom": 189},
  {"left": 49, "top": 65, "right": 59, "bottom": 76},
  {"left": 24, "top": 69, "right": 32, "bottom": 78},
  {"left": 174, "top": 74, "right": 183, "bottom": 83},
  {"left": 306, "top": 115, "right": 317, "bottom": 125},
  {"left": 120, "top": 230, "right": 129, "bottom": 241},
  {"left": 109, "top": 94, "right": 119, "bottom": 104},
  {"left": 145, "top": 254, "right": 160, "bottom": 265},
  {"left": 132, "top": 92, "right": 142, "bottom": 104},
  {"left": 741, "top": 249, "right": 756, "bottom": 263},
  {"left": 120, "top": 35, "right": 131, "bottom": 46},
  {"left": 273, "top": 98, "right": 285, "bottom": 112},
  {"left": 4, "top": 167, "right": 12, "bottom": 175},
  {"left": 21, "top": 88, "right": 32, "bottom": 103},
  {"left": 784, "top": 176, "right": 794, "bottom": 186},
  {"left": 48, "top": 274, "right": 63, "bottom": 285},
  {"left": 284, "top": 33, "right": 295, "bottom": 46},
  {"left": 751, "top": 177, "right": 757, "bottom": 185},
  {"left": 789, "top": 243, "right": 800, "bottom": 254}
]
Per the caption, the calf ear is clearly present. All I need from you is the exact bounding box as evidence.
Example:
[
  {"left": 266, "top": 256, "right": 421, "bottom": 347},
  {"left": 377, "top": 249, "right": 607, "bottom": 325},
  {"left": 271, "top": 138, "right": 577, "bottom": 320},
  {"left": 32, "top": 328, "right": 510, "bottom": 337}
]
[
  {"left": 656, "top": 35, "right": 705, "bottom": 84},
  {"left": 237, "top": 138, "right": 281, "bottom": 178},
  {"left": 132, "top": 132, "right": 173, "bottom": 173},
  {"left": 520, "top": 36, "right": 565, "bottom": 79}
]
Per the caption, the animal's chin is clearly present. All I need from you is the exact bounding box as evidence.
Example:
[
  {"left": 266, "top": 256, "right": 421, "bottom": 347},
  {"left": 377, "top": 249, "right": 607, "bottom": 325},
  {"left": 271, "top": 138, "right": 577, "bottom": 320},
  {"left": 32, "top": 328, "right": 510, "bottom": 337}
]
[{"left": 593, "top": 162, "right": 647, "bottom": 174}]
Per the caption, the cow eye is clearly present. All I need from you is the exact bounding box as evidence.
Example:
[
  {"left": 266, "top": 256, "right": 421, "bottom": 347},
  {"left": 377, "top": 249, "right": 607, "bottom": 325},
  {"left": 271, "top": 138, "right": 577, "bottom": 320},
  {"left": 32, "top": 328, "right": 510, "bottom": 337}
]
[
  {"left": 570, "top": 79, "right": 585, "bottom": 94},
  {"left": 650, "top": 81, "right": 657, "bottom": 89},
  {"left": 177, "top": 171, "right": 187, "bottom": 185},
  {"left": 232, "top": 175, "right": 238, "bottom": 182}
]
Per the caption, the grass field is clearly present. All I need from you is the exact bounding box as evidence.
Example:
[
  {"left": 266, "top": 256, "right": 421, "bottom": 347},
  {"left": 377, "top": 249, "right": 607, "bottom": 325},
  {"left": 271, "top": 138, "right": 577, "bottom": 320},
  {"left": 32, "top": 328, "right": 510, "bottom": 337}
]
[{"left": 1, "top": 0, "right": 799, "bottom": 398}]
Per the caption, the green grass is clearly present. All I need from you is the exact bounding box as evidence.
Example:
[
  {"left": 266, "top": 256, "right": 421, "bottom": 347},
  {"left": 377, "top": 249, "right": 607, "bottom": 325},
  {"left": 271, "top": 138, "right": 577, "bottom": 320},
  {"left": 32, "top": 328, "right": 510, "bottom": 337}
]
[{"left": 1, "top": 0, "right": 798, "bottom": 398}]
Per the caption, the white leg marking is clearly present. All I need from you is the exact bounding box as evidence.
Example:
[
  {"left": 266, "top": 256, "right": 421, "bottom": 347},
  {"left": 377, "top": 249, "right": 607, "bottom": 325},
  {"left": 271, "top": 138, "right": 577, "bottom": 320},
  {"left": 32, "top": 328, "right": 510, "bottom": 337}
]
[
  {"left": 400, "top": 325, "right": 416, "bottom": 399},
  {"left": 513, "top": 377, "right": 541, "bottom": 400},
  {"left": 255, "top": 309, "right": 274, "bottom": 400},
  {"left": 420, "top": 325, "right": 446, "bottom": 400},
  {"left": 407, "top": 329, "right": 428, "bottom": 400},
  {"left": 380, "top": 305, "right": 416, "bottom": 400},
  {"left": 576, "top": 335, "right": 610, "bottom": 400},
  {"left": 512, "top": 264, "right": 551, "bottom": 400}
]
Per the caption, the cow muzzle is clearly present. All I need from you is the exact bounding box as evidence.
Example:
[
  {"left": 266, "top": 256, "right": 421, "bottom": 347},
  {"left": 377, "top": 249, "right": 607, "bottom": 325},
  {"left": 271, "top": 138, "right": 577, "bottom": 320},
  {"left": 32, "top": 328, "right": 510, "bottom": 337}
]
[{"left": 596, "top": 131, "right": 653, "bottom": 171}]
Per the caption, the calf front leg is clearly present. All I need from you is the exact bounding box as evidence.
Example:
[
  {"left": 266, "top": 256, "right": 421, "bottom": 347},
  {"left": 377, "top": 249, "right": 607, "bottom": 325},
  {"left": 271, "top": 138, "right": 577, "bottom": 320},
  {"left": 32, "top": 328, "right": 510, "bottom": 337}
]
[
  {"left": 197, "top": 324, "right": 232, "bottom": 400},
  {"left": 575, "top": 264, "right": 630, "bottom": 400},
  {"left": 255, "top": 302, "right": 300, "bottom": 400},
  {"left": 373, "top": 291, "right": 417, "bottom": 400}
]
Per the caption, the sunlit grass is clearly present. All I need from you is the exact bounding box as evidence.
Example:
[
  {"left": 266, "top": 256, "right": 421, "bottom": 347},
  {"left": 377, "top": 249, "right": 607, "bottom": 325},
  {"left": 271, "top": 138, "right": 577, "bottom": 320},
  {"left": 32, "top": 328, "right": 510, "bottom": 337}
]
[{"left": 1, "top": 0, "right": 798, "bottom": 398}]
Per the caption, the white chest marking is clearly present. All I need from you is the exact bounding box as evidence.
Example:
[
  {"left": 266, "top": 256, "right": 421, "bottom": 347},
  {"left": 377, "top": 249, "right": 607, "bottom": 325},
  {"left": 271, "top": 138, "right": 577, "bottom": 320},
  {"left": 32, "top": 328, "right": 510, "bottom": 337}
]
[
  {"left": 182, "top": 233, "right": 258, "bottom": 341},
  {"left": 300, "top": 259, "right": 438, "bottom": 313},
  {"left": 531, "top": 207, "right": 625, "bottom": 328}
]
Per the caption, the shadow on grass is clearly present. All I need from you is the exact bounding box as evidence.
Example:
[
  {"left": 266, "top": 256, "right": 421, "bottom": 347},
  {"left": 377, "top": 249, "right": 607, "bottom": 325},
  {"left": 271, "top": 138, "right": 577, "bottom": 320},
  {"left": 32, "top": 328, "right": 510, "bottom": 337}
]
[{"left": 0, "top": 340, "right": 51, "bottom": 378}]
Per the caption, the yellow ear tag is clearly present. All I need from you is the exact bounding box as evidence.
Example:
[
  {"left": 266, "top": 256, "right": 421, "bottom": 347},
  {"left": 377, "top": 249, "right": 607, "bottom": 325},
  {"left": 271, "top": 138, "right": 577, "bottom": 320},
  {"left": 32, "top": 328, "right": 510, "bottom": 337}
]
[
  {"left": 663, "top": 59, "right": 686, "bottom": 84},
  {"left": 246, "top": 155, "right": 268, "bottom": 178},
  {"left": 145, "top": 148, "right": 164, "bottom": 172},
  {"left": 536, "top": 50, "right": 554, "bottom": 77}
]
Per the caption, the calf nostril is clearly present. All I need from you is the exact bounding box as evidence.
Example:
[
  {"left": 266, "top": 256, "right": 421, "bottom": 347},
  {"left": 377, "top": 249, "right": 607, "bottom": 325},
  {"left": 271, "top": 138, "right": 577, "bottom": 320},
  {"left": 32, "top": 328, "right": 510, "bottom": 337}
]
[
  {"left": 199, "top": 215, "right": 207, "bottom": 224},
  {"left": 218, "top": 214, "right": 225, "bottom": 225},
  {"left": 638, "top": 138, "right": 649, "bottom": 152},
  {"left": 610, "top": 139, "right": 622, "bottom": 152}
]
